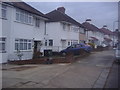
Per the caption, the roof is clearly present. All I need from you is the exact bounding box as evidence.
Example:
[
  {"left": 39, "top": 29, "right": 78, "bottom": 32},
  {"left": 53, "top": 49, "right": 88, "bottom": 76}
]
[
  {"left": 100, "top": 28, "right": 113, "bottom": 35},
  {"left": 91, "top": 37, "right": 98, "bottom": 41},
  {"left": 4, "top": 2, "right": 48, "bottom": 19},
  {"left": 104, "top": 37, "right": 112, "bottom": 42},
  {"left": 45, "top": 10, "right": 84, "bottom": 28},
  {"left": 82, "top": 22, "right": 100, "bottom": 32}
]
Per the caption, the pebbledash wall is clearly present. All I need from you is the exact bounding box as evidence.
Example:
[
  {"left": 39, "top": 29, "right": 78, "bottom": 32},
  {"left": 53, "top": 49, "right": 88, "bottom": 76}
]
[{"left": 0, "top": 2, "right": 47, "bottom": 63}]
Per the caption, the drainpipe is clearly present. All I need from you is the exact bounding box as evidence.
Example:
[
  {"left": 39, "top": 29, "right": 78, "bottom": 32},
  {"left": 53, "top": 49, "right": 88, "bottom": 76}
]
[{"left": 44, "top": 21, "right": 47, "bottom": 35}]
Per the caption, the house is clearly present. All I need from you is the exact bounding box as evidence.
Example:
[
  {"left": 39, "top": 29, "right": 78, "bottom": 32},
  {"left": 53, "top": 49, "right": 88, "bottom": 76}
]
[
  {"left": 45, "top": 7, "right": 85, "bottom": 52},
  {"left": 100, "top": 27, "right": 113, "bottom": 46},
  {"left": 82, "top": 21, "right": 104, "bottom": 47},
  {"left": 0, "top": 2, "right": 48, "bottom": 63}
]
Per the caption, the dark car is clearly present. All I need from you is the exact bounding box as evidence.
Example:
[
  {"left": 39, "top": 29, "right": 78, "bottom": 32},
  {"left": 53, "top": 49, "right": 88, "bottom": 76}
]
[
  {"left": 60, "top": 43, "right": 92, "bottom": 56},
  {"left": 78, "top": 43, "right": 92, "bottom": 52}
]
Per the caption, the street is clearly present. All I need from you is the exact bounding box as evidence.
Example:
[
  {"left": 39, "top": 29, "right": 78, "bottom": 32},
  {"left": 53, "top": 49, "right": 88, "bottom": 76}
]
[{"left": 2, "top": 50, "right": 118, "bottom": 88}]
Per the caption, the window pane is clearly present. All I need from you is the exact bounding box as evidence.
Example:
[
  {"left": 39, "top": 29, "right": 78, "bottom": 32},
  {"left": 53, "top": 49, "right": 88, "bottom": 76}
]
[
  {"left": 28, "top": 16, "right": 32, "bottom": 24},
  {"left": 35, "top": 18, "right": 40, "bottom": 27},
  {"left": 16, "top": 13, "right": 20, "bottom": 21},
  {"left": 63, "top": 24, "right": 65, "bottom": 30},
  {"left": 20, "top": 11, "right": 24, "bottom": 22},
  {"left": 20, "top": 43, "right": 23, "bottom": 50},
  {"left": 24, "top": 43, "right": 27, "bottom": 50},
  {"left": 20, "top": 39, "right": 23, "bottom": 50},
  {"left": 28, "top": 43, "right": 31, "bottom": 49},
  {"left": 0, "top": 38, "right": 5, "bottom": 41},
  {"left": 25, "top": 13, "right": 28, "bottom": 23},
  {"left": 2, "top": 43, "right": 5, "bottom": 51},
  {"left": 2, "top": 9, "right": 6, "bottom": 18},
  {"left": 2, "top": 4, "right": 7, "bottom": 9},
  {"left": 15, "top": 43, "right": 19, "bottom": 50},
  {"left": 0, "top": 43, "right": 2, "bottom": 51}
]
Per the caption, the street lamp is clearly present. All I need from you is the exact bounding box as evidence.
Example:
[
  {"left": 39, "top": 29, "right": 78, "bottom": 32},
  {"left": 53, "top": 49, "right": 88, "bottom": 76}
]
[{"left": 113, "top": 21, "right": 119, "bottom": 46}]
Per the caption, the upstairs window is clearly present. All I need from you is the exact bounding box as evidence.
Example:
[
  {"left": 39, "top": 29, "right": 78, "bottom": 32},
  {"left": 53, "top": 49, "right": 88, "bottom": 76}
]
[
  {"left": 1, "top": 4, "right": 7, "bottom": 19},
  {"left": 71, "top": 26, "right": 79, "bottom": 32},
  {"left": 63, "top": 23, "right": 66, "bottom": 30},
  {"left": 0, "top": 37, "right": 6, "bottom": 53},
  {"left": 35, "top": 18, "right": 40, "bottom": 27},
  {"left": 16, "top": 9, "right": 33, "bottom": 25}
]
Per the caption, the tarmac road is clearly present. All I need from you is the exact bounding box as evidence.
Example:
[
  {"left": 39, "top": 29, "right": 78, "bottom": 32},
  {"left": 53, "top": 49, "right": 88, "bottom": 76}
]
[{"left": 2, "top": 50, "right": 115, "bottom": 88}]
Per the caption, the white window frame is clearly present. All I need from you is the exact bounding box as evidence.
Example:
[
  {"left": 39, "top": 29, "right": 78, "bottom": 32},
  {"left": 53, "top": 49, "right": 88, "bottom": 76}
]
[
  {"left": 15, "top": 39, "right": 32, "bottom": 51},
  {"left": 1, "top": 4, "right": 7, "bottom": 19},
  {"left": 0, "top": 37, "right": 6, "bottom": 53},
  {"left": 35, "top": 17, "right": 40, "bottom": 27},
  {"left": 15, "top": 9, "right": 33, "bottom": 25}
]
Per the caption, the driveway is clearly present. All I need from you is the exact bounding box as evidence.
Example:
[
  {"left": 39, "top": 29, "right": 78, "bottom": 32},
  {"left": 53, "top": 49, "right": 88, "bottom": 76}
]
[{"left": 2, "top": 50, "right": 114, "bottom": 88}]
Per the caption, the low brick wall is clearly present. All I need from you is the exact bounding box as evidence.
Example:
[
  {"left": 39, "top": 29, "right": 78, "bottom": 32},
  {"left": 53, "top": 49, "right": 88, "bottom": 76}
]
[{"left": 8, "top": 51, "right": 90, "bottom": 65}]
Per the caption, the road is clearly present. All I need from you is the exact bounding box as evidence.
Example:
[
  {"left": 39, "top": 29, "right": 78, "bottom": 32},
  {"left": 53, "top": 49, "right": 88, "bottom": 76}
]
[{"left": 2, "top": 50, "right": 116, "bottom": 88}]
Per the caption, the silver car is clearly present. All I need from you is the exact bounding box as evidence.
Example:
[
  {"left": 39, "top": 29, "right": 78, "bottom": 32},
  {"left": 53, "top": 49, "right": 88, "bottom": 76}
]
[{"left": 115, "top": 42, "right": 120, "bottom": 62}]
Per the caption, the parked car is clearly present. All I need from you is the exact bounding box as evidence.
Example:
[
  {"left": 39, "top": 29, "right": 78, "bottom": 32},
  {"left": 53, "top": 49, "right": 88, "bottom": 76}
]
[
  {"left": 114, "top": 42, "right": 120, "bottom": 63},
  {"left": 60, "top": 43, "right": 92, "bottom": 56},
  {"left": 78, "top": 43, "right": 92, "bottom": 52}
]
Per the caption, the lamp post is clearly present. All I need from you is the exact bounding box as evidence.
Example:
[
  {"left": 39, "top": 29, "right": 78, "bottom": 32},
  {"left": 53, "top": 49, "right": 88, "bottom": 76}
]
[{"left": 113, "top": 21, "right": 119, "bottom": 46}]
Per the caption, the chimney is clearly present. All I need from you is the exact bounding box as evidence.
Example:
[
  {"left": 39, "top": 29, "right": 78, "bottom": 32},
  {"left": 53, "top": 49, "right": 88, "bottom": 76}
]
[
  {"left": 57, "top": 7, "right": 65, "bottom": 14},
  {"left": 85, "top": 19, "right": 92, "bottom": 23},
  {"left": 103, "top": 25, "right": 107, "bottom": 29}
]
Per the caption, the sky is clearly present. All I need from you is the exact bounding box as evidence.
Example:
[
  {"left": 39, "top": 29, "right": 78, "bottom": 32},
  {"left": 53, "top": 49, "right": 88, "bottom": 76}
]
[{"left": 24, "top": 1, "right": 118, "bottom": 31}]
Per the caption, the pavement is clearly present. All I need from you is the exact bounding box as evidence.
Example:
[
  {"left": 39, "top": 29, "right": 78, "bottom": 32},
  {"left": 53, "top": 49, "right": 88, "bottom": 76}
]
[
  {"left": 1, "top": 50, "right": 116, "bottom": 88},
  {"left": 104, "top": 61, "right": 119, "bottom": 88}
]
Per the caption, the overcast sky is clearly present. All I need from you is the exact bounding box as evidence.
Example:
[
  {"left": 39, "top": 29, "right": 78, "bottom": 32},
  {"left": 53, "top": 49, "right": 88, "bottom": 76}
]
[{"left": 25, "top": 2, "right": 118, "bottom": 31}]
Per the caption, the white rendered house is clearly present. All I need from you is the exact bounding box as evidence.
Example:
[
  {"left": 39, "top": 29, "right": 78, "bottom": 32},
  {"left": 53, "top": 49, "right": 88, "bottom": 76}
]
[
  {"left": 44, "top": 7, "right": 85, "bottom": 52},
  {"left": 0, "top": 2, "right": 48, "bottom": 63},
  {"left": 82, "top": 21, "right": 104, "bottom": 46}
]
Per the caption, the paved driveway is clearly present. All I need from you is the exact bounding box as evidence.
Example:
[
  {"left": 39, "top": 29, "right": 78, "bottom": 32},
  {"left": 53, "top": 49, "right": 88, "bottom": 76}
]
[{"left": 2, "top": 50, "right": 114, "bottom": 88}]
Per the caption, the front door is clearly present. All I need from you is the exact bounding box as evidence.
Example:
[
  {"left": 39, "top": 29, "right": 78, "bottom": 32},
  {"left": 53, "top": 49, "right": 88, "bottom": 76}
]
[{"left": 33, "top": 41, "right": 42, "bottom": 58}]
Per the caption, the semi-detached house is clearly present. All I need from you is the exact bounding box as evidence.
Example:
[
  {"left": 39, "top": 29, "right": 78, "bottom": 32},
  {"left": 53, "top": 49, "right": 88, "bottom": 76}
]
[
  {"left": 83, "top": 21, "right": 114, "bottom": 47},
  {"left": 82, "top": 21, "right": 104, "bottom": 46},
  {"left": 0, "top": 2, "right": 85, "bottom": 63},
  {"left": 45, "top": 7, "right": 85, "bottom": 52},
  {"left": 0, "top": 2, "right": 48, "bottom": 63}
]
